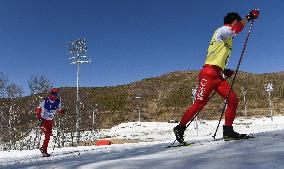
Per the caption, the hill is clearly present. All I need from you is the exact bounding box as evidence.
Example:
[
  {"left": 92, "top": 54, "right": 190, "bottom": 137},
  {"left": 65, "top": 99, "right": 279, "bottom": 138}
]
[{"left": 0, "top": 70, "right": 283, "bottom": 142}]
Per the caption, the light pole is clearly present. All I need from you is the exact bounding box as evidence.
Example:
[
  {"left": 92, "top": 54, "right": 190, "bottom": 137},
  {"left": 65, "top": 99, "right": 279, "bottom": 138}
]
[
  {"left": 67, "top": 38, "right": 91, "bottom": 144},
  {"left": 241, "top": 87, "right": 248, "bottom": 128},
  {"left": 264, "top": 83, "right": 273, "bottom": 122},
  {"left": 92, "top": 104, "right": 98, "bottom": 131},
  {"left": 135, "top": 96, "right": 142, "bottom": 122}
]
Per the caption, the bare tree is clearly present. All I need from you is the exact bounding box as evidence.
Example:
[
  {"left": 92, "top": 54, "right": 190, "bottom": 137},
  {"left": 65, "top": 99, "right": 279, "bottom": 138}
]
[
  {"left": 0, "top": 72, "right": 8, "bottom": 98},
  {"left": 5, "top": 83, "right": 23, "bottom": 149},
  {"left": 6, "top": 83, "right": 24, "bottom": 98},
  {"left": 0, "top": 72, "right": 8, "bottom": 146},
  {"left": 28, "top": 75, "right": 52, "bottom": 95}
]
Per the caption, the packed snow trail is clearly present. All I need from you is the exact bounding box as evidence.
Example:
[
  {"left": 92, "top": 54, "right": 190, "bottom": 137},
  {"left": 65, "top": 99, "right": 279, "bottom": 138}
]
[{"left": 1, "top": 129, "right": 284, "bottom": 169}]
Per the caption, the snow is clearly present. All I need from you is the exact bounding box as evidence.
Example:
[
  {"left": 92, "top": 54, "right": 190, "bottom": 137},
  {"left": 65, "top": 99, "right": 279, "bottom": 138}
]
[
  {"left": 100, "top": 116, "right": 284, "bottom": 142},
  {"left": 1, "top": 116, "right": 284, "bottom": 169}
]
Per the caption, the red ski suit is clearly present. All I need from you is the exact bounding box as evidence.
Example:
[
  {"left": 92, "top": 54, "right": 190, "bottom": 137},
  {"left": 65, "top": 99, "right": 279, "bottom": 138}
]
[
  {"left": 39, "top": 120, "right": 53, "bottom": 151},
  {"left": 180, "top": 65, "right": 238, "bottom": 126}
]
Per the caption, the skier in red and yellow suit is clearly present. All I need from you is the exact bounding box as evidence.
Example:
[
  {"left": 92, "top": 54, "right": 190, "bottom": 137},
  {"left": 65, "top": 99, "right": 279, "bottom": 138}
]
[{"left": 174, "top": 10, "right": 259, "bottom": 143}]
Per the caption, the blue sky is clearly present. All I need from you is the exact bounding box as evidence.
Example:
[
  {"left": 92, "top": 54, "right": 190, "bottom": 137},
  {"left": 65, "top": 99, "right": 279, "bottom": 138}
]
[{"left": 0, "top": 0, "right": 283, "bottom": 94}]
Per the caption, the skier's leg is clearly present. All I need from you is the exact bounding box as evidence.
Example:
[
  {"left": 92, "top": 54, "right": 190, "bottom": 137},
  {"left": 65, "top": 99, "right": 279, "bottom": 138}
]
[
  {"left": 215, "top": 80, "right": 239, "bottom": 126},
  {"left": 215, "top": 80, "right": 248, "bottom": 140},
  {"left": 180, "top": 67, "right": 221, "bottom": 126},
  {"left": 174, "top": 77, "right": 215, "bottom": 143},
  {"left": 174, "top": 66, "right": 221, "bottom": 143},
  {"left": 41, "top": 120, "right": 53, "bottom": 153},
  {"left": 42, "top": 134, "right": 51, "bottom": 151},
  {"left": 179, "top": 95, "right": 211, "bottom": 126}
]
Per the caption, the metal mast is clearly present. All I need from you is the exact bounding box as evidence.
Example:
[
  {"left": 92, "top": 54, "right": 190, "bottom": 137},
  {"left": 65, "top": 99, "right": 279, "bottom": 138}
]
[{"left": 67, "top": 38, "right": 91, "bottom": 144}]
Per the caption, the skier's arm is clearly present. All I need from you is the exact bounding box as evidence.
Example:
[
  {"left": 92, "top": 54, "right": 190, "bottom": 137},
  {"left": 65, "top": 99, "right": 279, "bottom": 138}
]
[
  {"left": 215, "top": 19, "right": 244, "bottom": 42},
  {"left": 240, "top": 19, "right": 248, "bottom": 27},
  {"left": 35, "top": 100, "right": 45, "bottom": 119},
  {"left": 230, "top": 9, "right": 260, "bottom": 35},
  {"left": 231, "top": 19, "right": 247, "bottom": 34},
  {"left": 35, "top": 107, "right": 42, "bottom": 119},
  {"left": 215, "top": 26, "right": 238, "bottom": 42},
  {"left": 216, "top": 9, "right": 259, "bottom": 42},
  {"left": 36, "top": 100, "right": 46, "bottom": 126},
  {"left": 56, "top": 100, "right": 65, "bottom": 115}
]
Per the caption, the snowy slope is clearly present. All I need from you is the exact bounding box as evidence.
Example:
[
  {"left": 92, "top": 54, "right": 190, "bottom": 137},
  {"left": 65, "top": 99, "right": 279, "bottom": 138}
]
[
  {"left": 1, "top": 130, "right": 284, "bottom": 169},
  {"left": 1, "top": 116, "right": 284, "bottom": 169},
  {"left": 100, "top": 116, "right": 284, "bottom": 142}
]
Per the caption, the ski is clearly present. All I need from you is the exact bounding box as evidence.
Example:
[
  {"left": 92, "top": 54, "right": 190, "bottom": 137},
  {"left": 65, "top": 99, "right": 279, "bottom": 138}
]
[
  {"left": 166, "top": 142, "right": 194, "bottom": 148},
  {"left": 223, "top": 134, "right": 255, "bottom": 141}
]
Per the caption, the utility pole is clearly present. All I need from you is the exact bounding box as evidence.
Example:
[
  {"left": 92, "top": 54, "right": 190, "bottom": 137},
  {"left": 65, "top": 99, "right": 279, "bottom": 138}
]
[
  {"left": 135, "top": 95, "right": 142, "bottom": 122},
  {"left": 264, "top": 83, "right": 273, "bottom": 122},
  {"left": 92, "top": 104, "right": 98, "bottom": 131},
  {"left": 241, "top": 87, "right": 249, "bottom": 128},
  {"left": 67, "top": 38, "right": 91, "bottom": 144},
  {"left": 192, "top": 87, "right": 198, "bottom": 136}
]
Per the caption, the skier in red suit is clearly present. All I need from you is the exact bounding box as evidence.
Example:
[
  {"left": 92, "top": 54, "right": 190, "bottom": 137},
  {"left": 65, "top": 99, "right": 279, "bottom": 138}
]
[
  {"left": 173, "top": 9, "right": 259, "bottom": 144},
  {"left": 35, "top": 88, "right": 65, "bottom": 157}
]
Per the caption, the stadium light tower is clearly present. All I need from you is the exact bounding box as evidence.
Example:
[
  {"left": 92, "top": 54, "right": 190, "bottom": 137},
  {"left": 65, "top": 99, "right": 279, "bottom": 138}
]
[
  {"left": 264, "top": 83, "right": 273, "bottom": 122},
  {"left": 67, "top": 38, "right": 91, "bottom": 144}
]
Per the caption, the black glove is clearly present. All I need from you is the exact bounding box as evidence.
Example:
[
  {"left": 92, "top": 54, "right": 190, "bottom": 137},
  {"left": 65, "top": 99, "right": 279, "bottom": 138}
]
[
  {"left": 246, "top": 9, "right": 260, "bottom": 22},
  {"left": 37, "top": 118, "right": 44, "bottom": 126},
  {"left": 224, "top": 69, "right": 235, "bottom": 78}
]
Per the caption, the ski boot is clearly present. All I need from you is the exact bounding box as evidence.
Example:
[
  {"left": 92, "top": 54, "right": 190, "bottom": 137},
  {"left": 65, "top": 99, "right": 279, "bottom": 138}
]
[
  {"left": 223, "top": 125, "right": 249, "bottom": 141},
  {"left": 173, "top": 124, "right": 187, "bottom": 144},
  {"left": 40, "top": 147, "right": 51, "bottom": 157}
]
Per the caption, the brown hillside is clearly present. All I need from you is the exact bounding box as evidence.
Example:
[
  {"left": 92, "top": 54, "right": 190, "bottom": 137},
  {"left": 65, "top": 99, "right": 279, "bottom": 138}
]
[{"left": 0, "top": 70, "right": 283, "bottom": 142}]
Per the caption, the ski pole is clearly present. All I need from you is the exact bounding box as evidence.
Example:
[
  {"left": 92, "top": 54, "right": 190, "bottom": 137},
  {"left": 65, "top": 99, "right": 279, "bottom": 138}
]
[
  {"left": 212, "top": 19, "right": 256, "bottom": 139},
  {"left": 0, "top": 113, "right": 8, "bottom": 122},
  {"left": 186, "top": 92, "right": 217, "bottom": 129}
]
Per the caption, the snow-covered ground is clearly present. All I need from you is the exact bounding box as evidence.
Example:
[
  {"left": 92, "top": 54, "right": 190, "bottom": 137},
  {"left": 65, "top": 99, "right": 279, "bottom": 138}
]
[
  {"left": 1, "top": 116, "right": 284, "bottom": 169},
  {"left": 100, "top": 116, "right": 284, "bottom": 142}
]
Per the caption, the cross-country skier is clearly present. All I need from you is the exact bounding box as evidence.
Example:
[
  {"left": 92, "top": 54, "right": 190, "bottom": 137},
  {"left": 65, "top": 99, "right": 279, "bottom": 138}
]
[
  {"left": 35, "top": 88, "right": 65, "bottom": 157},
  {"left": 173, "top": 9, "right": 259, "bottom": 144}
]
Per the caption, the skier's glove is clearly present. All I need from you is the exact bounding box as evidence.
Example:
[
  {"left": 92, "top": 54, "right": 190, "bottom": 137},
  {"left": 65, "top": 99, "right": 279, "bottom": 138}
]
[
  {"left": 246, "top": 9, "right": 259, "bottom": 22},
  {"left": 58, "top": 108, "right": 66, "bottom": 115},
  {"left": 37, "top": 118, "right": 44, "bottom": 126},
  {"left": 224, "top": 69, "right": 235, "bottom": 78}
]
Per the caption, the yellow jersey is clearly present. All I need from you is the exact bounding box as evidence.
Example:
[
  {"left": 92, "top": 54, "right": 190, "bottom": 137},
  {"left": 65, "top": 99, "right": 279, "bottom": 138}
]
[{"left": 204, "top": 26, "right": 236, "bottom": 70}]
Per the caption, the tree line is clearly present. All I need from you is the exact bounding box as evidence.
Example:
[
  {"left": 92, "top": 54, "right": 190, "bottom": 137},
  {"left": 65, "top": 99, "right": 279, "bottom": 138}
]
[
  {"left": 0, "top": 73, "right": 53, "bottom": 150},
  {"left": 0, "top": 72, "right": 52, "bottom": 98},
  {"left": 0, "top": 72, "right": 100, "bottom": 151}
]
